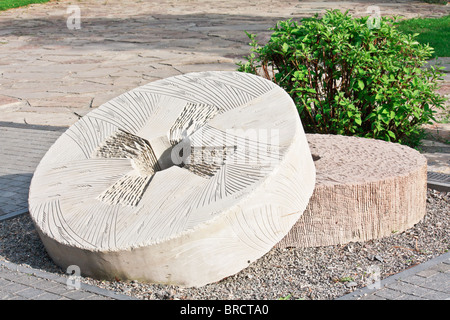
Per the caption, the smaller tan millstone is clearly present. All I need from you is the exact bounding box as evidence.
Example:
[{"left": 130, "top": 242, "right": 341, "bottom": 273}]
[{"left": 277, "top": 134, "right": 428, "bottom": 248}]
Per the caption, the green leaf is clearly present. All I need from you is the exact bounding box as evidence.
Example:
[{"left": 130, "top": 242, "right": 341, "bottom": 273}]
[{"left": 357, "top": 80, "right": 365, "bottom": 90}]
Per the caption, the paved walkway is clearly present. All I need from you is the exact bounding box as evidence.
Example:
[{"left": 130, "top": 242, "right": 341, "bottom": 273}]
[
  {"left": 0, "top": 122, "right": 65, "bottom": 220},
  {"left": 338, "top": 251, "right": 450, "bottom": 300},
  {"left": 0, "top": 260, "right": 135, "bottom": 300},
  {"left": 0, "top": 0, "right": 449, "bottom": 300},
  {"left": 0, "top": 0, "right": 449, "bottom": 126}
]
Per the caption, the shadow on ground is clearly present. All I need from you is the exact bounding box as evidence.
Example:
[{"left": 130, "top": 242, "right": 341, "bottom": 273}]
[
  {"left": 0, "top": 13, "right": 301, "bottom": 58},
  {"left": 0, "top": 173, "right": 33, "bottom": 219}
]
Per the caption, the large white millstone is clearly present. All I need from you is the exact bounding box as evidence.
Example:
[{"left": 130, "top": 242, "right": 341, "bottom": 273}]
[{"left": 29, "top": 71, "right": 316, "bottom": 287}]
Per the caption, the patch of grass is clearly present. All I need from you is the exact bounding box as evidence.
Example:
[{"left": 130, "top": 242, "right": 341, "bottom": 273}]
[
  {"left": 396, "top": 15, "right": 450, "bottom": 57},
  {"left": 421, "top": 0, "right": 448, "bottom": 4},
  {"left": 339, "top": 276, "right": 354, "bottom": 283},
  {"left": 0, "top": 0, "right": 52, "bottom": 11},
  {"left": 277, "top": 294, "right": 305, "bottom": 300}
]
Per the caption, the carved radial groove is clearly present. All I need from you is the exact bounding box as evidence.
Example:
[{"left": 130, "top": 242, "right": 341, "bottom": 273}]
[
  {"left": 95, "top": 129, "right": 161, "bottom": 176},
  {"left": 97, "top": 174, "right": 152, "bottom": 207},
  {"left": 169, "top": 102, "right": 219, "bottom": 145}
]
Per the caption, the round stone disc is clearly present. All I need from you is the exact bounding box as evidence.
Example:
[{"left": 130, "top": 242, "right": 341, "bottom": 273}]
[{"left": 29, "top": 71, "right": 316, "bottom": 287}]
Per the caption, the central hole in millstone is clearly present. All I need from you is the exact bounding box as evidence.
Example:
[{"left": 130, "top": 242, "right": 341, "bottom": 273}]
[
  {"left": 156, "top": 141, "right": 189, "bottom": 171},
  {"left": 146, "top": 134, "right": 236, "bottom": 178}
]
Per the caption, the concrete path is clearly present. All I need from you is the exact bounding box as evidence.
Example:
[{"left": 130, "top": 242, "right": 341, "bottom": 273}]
[
  {"left": 0, "top": 0, "right": 449, "bottom": 300},
  {"left": 1, "top": 0, "right": 447, "bottom": 173},
  {"left": 0, "top": 0, "right": 449, "bottom": 127}
]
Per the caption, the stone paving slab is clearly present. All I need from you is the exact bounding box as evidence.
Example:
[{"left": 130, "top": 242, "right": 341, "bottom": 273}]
[
  {"left": 0, "top": 122, "right": 65, "bottom": 220},
  {"left": 0, "top": 260, "right": 135, "bottom": 300},
  {"left": 337, "top": 251, "right": 450, "bottom": 300},
  {"left": 0, "top": 0, "right": 448, "bottom": 127}
]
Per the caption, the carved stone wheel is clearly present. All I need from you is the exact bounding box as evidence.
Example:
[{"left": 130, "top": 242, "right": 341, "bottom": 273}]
[
  {"left": 276, "top": 133, "right": 428, "bottom": 248},
  {"left": 28, "top": 71, "right": 316, "bottom": 287}
]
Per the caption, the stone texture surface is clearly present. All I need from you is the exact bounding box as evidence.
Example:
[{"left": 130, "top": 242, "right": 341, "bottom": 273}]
[
  {"left": 28, "top": 71, "right": 316, "bottom": 287},
  {"left": 0, "top": 0, "right": 448, "bottom": 127},
  {"left": 277, "top": 134, "right": 428, "bottom": 248}
]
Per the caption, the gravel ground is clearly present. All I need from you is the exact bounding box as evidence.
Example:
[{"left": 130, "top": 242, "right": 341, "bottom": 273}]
[{"left": 0, "top": 188, "right": 448, "bottom": 300}]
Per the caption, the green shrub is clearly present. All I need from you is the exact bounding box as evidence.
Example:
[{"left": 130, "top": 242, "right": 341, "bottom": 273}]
[{"left": 237, "top": 10, "right": 445, "bottom": 147}]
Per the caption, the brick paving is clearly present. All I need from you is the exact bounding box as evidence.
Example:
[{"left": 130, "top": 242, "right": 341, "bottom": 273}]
[
  {"left": 337, "top": 251, "right": 450, "bottom": 300},
  {"left": 0, "top": 260, "right": 135, "bottom": 300}
]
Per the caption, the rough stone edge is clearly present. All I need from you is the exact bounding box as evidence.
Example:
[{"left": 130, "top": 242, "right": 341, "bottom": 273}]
[
  {"left": 276, "top": 134, "right": 428, "bottom": 249},
  {"left": 336, "top": 251, "right": 450, "bottom": 300},
  {"left": 0, "top": 259, "right": 137, "bottom": 300},
  {"left": 277, "top": 164, "right": 427, "bottom": 248}
]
